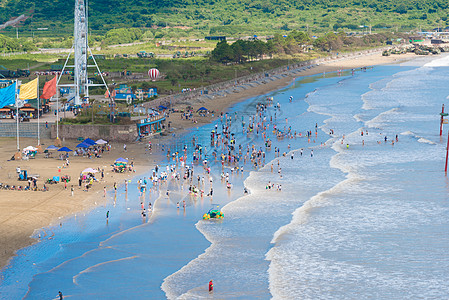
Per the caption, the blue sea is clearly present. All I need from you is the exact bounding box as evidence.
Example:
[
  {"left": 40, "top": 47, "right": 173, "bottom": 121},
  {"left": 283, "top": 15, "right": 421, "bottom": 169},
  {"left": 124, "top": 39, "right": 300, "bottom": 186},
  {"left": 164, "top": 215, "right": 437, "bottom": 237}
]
[{"left": 1, "top": 54, "right": 449, "bottom": 299}]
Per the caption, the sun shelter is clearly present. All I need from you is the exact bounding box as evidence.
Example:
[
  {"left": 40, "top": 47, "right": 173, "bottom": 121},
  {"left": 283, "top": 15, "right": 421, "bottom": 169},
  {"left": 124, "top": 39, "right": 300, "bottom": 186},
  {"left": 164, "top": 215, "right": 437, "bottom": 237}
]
[
  {"left": 158, "top": 105, "right": 167, "bottom": 111},
  {"left": 58, "top": 147, "right": 73, "bottom": 152},
  {"left": 82, "top": 138, "right": 96, "bottom": 146},
  {"left": 46, "top": 145, "right": 59, "bottom": 150},
  {"left": 76, "top": 142, "right": 90, "bottom": 148},
  {"left": 197, "top": 107, "right": 207, "bottom": 112},
  {"left": 95, "top": 139, "right": 108, "bottom": 144}
]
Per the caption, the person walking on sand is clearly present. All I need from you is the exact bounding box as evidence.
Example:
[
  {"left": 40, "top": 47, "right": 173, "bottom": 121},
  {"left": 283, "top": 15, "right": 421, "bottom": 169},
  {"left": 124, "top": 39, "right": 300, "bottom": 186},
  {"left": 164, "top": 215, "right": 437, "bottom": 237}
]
[
  {"left": 71, "top": 186, "right": 74, "bottom": 196},
  {"left": 209, "top": 280, "right": 214, "bottom": 292},
  {"left": 123, "top": 144, "right": 127, "bottom": 152}
]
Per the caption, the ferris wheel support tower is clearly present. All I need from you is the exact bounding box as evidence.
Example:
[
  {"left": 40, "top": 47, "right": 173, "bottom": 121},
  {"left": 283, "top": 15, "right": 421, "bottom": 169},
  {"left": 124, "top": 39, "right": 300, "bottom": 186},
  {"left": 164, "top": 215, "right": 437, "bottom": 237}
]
[{"left": 57, "top": 0, "right": 109, "bottom": 105}]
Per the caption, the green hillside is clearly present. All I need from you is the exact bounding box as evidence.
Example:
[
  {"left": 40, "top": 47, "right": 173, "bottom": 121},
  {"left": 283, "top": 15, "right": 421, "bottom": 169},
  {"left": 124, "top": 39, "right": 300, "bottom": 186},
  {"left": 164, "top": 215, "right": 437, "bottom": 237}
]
[{"left": 0, "top": 0, "right": 448, "bottom": 37}]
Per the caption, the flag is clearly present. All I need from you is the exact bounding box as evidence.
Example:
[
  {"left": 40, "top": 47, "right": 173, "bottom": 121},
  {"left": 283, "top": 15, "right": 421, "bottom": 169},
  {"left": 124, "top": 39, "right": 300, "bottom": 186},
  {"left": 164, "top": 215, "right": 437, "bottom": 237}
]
[
  {"left": 19, "top": 78, "right": 38, "bottom": 100},
  {"left": 0, "top": 83, "right": 16, "bottom": 108},
  {"left": 40, "top": 76, "right": 57, "bottom": 100}
]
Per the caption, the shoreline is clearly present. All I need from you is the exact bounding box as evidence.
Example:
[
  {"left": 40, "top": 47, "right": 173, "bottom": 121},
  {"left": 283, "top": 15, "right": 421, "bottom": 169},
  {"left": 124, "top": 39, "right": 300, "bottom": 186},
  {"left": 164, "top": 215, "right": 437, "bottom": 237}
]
[{"left": 0, "top": 51, "right": 417, "bottom": 271}]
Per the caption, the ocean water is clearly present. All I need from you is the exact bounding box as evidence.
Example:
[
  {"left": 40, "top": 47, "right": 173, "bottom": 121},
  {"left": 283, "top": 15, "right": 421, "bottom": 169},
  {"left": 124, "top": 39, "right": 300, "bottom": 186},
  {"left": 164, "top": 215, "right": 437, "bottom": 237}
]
[{"left": 1, "top": 55, "right": 449, "bottom": 299}]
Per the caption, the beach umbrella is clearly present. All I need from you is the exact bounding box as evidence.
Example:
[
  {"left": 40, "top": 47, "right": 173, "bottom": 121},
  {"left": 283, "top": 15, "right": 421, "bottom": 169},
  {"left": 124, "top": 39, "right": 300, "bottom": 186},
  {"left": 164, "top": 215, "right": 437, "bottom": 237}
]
[
  {"left": 82, "top": 167, "right": 98, "bottom": 174},
  {"left": 95, "top": 139, "right": 108, "bottom": 144},
  {"left": 115, "top": 157, "right": 128, "bottom": 163},
  {"left": 46, "top": 145, "right": 59, "bottom": 150},
  {"left": 148, "top": 68, "right": 160, "bottom": 80},
  {"left": 158, "top": 105, "right": 167, "bottom": 110},
  {"left": 82, "top": 138, "right": 96, "bottom": 146},
  {"left": 197, "top": 107, "right": 207, "bottom": 112},
  {"left": 76, "top": 142, "right": 90, "bottom": 148},
  {"left": 58, "top": 147, "right": 73, "bottom": 152}
]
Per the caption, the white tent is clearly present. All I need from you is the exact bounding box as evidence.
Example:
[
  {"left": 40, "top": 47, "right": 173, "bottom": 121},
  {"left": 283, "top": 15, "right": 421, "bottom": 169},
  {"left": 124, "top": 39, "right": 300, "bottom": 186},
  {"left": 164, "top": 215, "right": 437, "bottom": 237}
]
[
  {"left": 82, "top": 168, "right": 98, "bottom": 174},
  {"left": 23, "top": 146, "right": 37, "bottom": 151},
  {"left": 95, "top": 139, "right": 108, "bottom": 145}
]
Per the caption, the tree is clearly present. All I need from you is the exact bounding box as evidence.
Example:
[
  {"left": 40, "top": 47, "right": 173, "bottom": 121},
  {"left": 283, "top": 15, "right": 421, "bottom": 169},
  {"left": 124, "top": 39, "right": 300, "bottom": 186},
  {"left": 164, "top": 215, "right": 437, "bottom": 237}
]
[
  {"left": 211, "top": 41, "right": 234, "bottom": 64},
  {"left": 231, "top": 40, "right": 245, "bottom": 63}
]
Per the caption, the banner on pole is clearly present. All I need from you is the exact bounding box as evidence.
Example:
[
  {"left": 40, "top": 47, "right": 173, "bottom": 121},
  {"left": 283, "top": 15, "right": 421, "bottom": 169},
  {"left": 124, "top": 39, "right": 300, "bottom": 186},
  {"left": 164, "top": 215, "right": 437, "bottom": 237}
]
[
  {"left": 41, "top": 76, "right": 57, "bottom": 100},
  {"left": 19, "top": 78, "right": 38, "bottom": 101},
  {"left": 0, "top": 83, "right": 16, "bottom": 108}
]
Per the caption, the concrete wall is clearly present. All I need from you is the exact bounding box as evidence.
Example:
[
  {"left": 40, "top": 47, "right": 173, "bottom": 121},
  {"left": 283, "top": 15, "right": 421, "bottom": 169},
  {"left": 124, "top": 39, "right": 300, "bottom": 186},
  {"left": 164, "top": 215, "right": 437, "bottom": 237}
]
[
  {"left": 51, "top": 124, "right": 139, "bottom": 142},
  {"left": 0, "top": 122, "right": 51, "bottom": 138}
]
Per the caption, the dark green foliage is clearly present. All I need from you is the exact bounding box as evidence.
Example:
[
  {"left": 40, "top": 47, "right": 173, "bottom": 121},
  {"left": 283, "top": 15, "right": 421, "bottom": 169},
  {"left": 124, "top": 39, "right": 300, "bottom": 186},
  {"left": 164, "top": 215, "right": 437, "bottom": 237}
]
[{"left": 0, "top": 0, "right": 447, "bottom": 37}]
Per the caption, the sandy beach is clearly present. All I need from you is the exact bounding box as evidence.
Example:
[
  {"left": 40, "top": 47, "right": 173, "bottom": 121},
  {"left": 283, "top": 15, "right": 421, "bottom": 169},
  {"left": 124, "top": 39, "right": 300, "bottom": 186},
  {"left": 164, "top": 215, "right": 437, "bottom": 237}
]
[{"left": 0, "top": 51, "right": 416, "bottom": 271}]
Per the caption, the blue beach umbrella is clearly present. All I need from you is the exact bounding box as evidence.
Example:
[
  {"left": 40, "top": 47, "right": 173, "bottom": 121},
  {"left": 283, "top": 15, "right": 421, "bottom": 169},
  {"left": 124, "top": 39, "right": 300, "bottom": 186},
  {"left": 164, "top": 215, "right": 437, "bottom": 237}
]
[
  {"left": 46, "top": 145, "right": 59, "bottom": 150},
  {"left": 115, "top": 157, "right": 128, "bottom": 163}
]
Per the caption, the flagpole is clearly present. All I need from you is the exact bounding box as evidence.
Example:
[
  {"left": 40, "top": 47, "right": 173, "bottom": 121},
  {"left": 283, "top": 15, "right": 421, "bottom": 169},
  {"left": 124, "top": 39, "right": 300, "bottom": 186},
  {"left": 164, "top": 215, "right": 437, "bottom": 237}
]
[
  {"left": 15, "top": 79, "right": 19, "bottom": 151},
  {"left": 37, "top": 76, "right": 40, "bottom": 145},
  {"left": 56, "top": 89, "right": 59, "bottom": 140}
]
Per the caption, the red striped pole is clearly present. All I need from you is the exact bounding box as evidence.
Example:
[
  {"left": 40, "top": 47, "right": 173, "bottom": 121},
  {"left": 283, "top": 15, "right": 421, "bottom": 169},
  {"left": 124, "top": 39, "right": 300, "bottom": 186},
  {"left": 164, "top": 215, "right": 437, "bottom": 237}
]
[{"left": 445, "top": 130, "right": 449, "bottom": 173}]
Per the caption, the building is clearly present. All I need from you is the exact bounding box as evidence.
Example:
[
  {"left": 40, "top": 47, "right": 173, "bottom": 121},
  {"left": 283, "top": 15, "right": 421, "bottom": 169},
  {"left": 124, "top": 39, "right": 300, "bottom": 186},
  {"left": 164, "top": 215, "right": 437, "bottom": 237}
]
[{"left": 137, "top": 114, "right": 166, "bottom": 137}]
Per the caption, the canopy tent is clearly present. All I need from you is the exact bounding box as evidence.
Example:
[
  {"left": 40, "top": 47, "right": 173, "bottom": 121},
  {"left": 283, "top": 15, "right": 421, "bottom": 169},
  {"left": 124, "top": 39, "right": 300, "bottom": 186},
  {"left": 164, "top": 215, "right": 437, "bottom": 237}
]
[
  {"left": 115, "top": 157, "right": 128, "bottom": 163},
  {"left": 95, "top": 139, "right": 108, "bottom": 145},
  {"left": 46, "top": 145, "right": 59, "bottom": 150},
  {"left": 82, "top": 167, "right": 98, "bottom": 174},
  {"left": 58, "top": 147, "right": 73, "bottom": 152},
  {"left": 76, "top": 142, "right": 90, "bottom": 148},
  {"left": 82, "top": 138, "right": 96, "bottom": 146},
  {"left": 197, "top": 107, "right": 207, "bottom": 112},
  {"left": 23, "top": 146, "right": 37, "bottom": 151}
]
